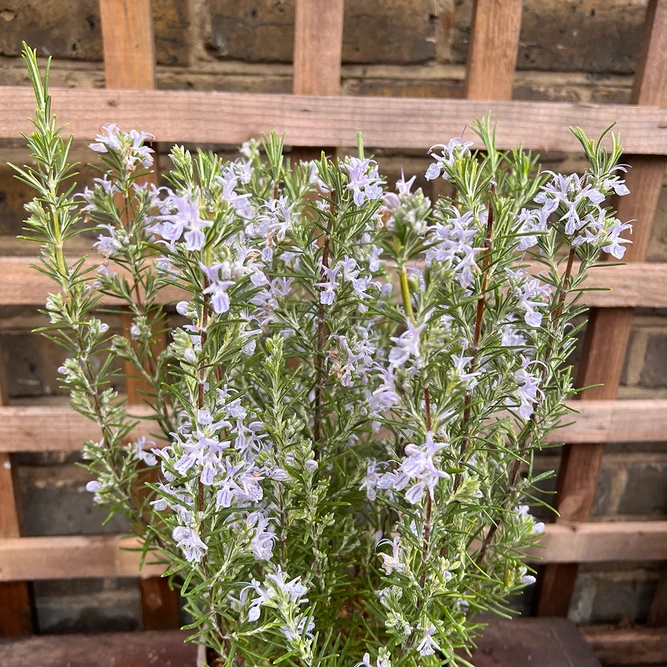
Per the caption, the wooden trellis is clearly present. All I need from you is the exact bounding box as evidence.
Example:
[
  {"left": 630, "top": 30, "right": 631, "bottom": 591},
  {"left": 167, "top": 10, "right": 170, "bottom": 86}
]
[{"left": 0, "top": 0, "right": 666, "bottom": 661}]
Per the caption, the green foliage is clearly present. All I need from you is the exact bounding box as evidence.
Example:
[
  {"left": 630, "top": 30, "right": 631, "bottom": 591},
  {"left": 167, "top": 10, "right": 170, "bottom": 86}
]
[{"left": 17, "top": 43, "right": 632, "bottom": 667}]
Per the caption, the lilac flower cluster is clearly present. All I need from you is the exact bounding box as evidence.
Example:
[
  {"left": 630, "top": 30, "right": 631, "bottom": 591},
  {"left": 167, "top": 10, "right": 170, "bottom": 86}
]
[
  {"left": 520, "top": 169, "right": 632, "bottom": 258},
  {"left": 365, "top": 432, "right": 450, "bottom": 506},
  {"left": 425, "top": 138, "right": 474, "bottom": 181},
  {"left": 318, "top": 254, "right": 385, "bottom": 309},
  {"left": 148, "top": 389, "right": 289, "bottom": 564},
  {"left": 342, "top": 157, "right": 385, "bottom": 206},
  {"left": 90, "top": 123, "right": 155, "bottom": 171},
  {"left": 424, "top": 209, "right": 482, "bottom": 288}
]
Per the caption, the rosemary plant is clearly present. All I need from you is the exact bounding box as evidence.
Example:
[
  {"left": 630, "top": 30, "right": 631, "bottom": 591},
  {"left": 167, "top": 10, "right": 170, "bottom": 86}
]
[{"left": 16, "top": 44, "right": 632, "bottom": 666}]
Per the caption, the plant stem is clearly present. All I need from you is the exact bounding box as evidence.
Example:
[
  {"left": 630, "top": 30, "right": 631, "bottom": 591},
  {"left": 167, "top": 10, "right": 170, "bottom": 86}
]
[
  {"left": 313, "top": 210, "right": 334, "bottom": 445},
  {"left": 397, "top": 263, "right": 434, "bottom": 590},
  {"left": 454, "top": 194, "right": 495, "bottom": 492},
  {"left": 476, "top": 245, "right": 577, "bottom": 564},
  {"left": 552, "top": 246, "right": 576, "bottom": 323},
  {"left": 398, "top": 265, "right": 415, "bottom": 324}
]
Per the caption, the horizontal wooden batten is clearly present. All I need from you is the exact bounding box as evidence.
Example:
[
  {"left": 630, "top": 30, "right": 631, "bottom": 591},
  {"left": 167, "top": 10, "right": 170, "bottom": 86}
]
[
  {"left": 2, "top": 257, "right": 667, "bottom": 308},
  {"left": 581, "top": 625, "right": 667, "bottom": 665},
  {"left": 527, "top": 521, "right": 667, "bottom": 563},
  {"left": 1, "top": 521, "right": 666, "bottom": 581},
  {"left": 1, "top": 399, "right": 666, "bottom": 454},
  {"left": 2, "top": 87, "right": 667, "bottom": 153},
  {"left": 0, "top": 535, "right": 164, "bottom": 581},
  {"left": 0, "top": 404, "right": 154, "bottom": 452},
  {"left": 547, "top": 399, "right": 667, "bottom": 444}
]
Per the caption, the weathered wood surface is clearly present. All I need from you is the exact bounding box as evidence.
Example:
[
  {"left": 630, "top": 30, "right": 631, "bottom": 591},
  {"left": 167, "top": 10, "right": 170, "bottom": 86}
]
[
  {"left": 293, "top": 0, "right": 344, "bottom": 97},
  {"left": 465, "top": 0, "right": 523, "bottom": 100},
  {"left": 99, "top": 0, "right": 156, "bottom": 90},
  {"left": 1, "top": 399, "right": 665, "bottom": 453},
  {"left": 0, "top": 630, "right": 197, "bottom": 667},
  {"left": 2, "top": 522, "right": 667, "bottom": 582},
  {"left": 536, "top": 0, "right": 667, "bottom": 618},
  {"left": 0, "top": 619, "right": 600, "bottom": 667},
  {"left": 4, "top": 86, "right": 667, "bottom": 153},
  {"left": 0, "top": 341, "right": 33, "bottom": 635},
  {"left": 528, "top": 522, "right": 667, "bottom": 563},
  {"left": 0, "top": 535, "right": 165, "bottom": 581},
  {"left": 581, "top": 624, "right": 667, "bottom": 665},
  {"left": 290, "top": 0, "right": 344, "bottom": 162},
  {"left": 3, "top": 256, "right": 666, "bottom": 308},
  {"left": 629, "top": 0, "right": 667, "bottom": 630},
  {"left": 471, "top": 618, "right": 600, "bottom": 667}
]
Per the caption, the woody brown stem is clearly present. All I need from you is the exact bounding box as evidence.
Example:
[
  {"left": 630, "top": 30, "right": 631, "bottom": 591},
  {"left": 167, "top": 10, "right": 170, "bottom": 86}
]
[
  {"left": 476, "top": 246, "right": 577, "bottom": 564},
  {"left": 454, "top": 193, "right": 495, "bottom": 493}
]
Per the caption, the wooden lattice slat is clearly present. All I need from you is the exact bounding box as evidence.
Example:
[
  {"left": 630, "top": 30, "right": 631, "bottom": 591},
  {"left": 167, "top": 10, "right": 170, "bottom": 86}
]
[
  {"left": 291, "top": 0, "right": 344, "bottom": 164},
  {"left": 293, "top": 0, "right": 344, "bottom": 97},
  {"left": 2, "top": 88, "right": 667, "bottom": 153},
  {"left": 536, "top": 0, "right": 667, "bottom": 618},
  {"left": 0, "top": 399, "right": 665, "bottom": 453},
  {"left": 99, "top": 0, "right": 180, "bottom": 631},
  {"left": 465, "top": 0, "right": 523, "bottom": 100},
  {"left": 581, "top": 625, "right": 667, "bottom": 666},
  {"left": 4, "top": 257, "right": 666, "bottom": 308},
  {"left": 3, "top": 522, "right": 667, "bottom": 583}
]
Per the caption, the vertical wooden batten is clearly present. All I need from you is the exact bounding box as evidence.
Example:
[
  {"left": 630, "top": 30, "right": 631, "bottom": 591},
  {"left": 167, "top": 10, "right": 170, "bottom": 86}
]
[
  {"left": 465, "top": 0, "right": 523, "bottom": 100},
  {"left": 99, "top": 0, "right": 181, "bottom": 631},
  {"left": 99, "top": 0, "right": 156, "bottom": 90},
  {"left": 291, "top": 0, "right": 345, "bottom": 161},
  {"left": 535, "top": 0, "right": 667, "bottom": 618}
]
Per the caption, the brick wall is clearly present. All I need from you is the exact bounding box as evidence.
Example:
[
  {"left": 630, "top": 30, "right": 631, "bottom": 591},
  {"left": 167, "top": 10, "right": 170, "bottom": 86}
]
[{"left": 0, "top": 0, "right": 665, "bottom": 635}]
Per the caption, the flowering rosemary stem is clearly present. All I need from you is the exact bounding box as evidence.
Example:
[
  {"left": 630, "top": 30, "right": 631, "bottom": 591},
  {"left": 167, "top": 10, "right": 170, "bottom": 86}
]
[
  {"left": 397, "top": 263, "right": 433, "bottom": 590},
  {"left": 477, "top": 244, "right": 577, "bottom": 565},
  {"left": 454, "top": 193, "right": 495, "bottom": 494},
  {"left": 313, "top": 212, "right": 334, "bottom": 445}
]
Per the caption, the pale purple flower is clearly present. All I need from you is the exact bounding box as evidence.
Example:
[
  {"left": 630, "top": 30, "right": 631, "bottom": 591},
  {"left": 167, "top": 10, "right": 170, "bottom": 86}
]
[
  {"left": 509, "top": 270, "right": 551, "bottom": 328},
  {"left": 134, "top": 436, "right": 157, "bottom": 467},
  {"left": 369, "top": 366, "right": 400, "bottom": 413},
  {"left": 520, "top": 566, "right": 537, "bottom": 585},
  {"left": 425, "top": 137, "right": 474, "bottom": 181},
  {"left": 155, "top": 193, "right": 211, "bottom": 250},
  {"left": 452, "top": 354, "right": 479, "bottom": 388},
  {"left": 416, "top": 625, "right": 442, "bottom": 657},
  {"left": 282, "top": 614, "right": 315, "bottom": 642},
  {"left": 317, "top": 265, "right": 340, "bottom": 305},
  {"left": 361, "top": 460, "right": 381, "bottom": 501},
  {"left": 86, "top": 480, "right": 103, "bottom": 503},
  {"left": 93, "top": 224, "right": 125, "bottom": 257},
  {"left": 516, "top": 207, "right": 548, "bottom": 250},
  {"left": 399, "top": 432, "right": 449, "bottom": 503},
  {"left": 603, "top": 173, "right": 630, "bottom": 197},
  {"left": 342, "top": 157, "right": 385, "bottom": 206},
  {"left": 508, "top": 357, "right": 542, "bottom": 420},
  {"left": 247, "top": 511, "right": 276, "bottom": 561},
  {"left": 389, "top": 320, "right": 425, "bottom": 368},
  {"left": 602, "top": 219, "right": 633, "bottom": 259},
  {"left": 379, "top": 535, "right": 405, "bottom": 575},
  {"left": 89, "top": 123, "right": 122, "bottom": 153},
  {"left": 356, "top": 653, "right": 374, "bottom": 667},
  {"left": 424, "top": 209, "right": 481, "bottom": 288},
  {"left": 267, "top": 568, "right": 309, "bottom": 604},
  {"left": 173, "top": 525, "right": 207, "bottom": 563}
]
